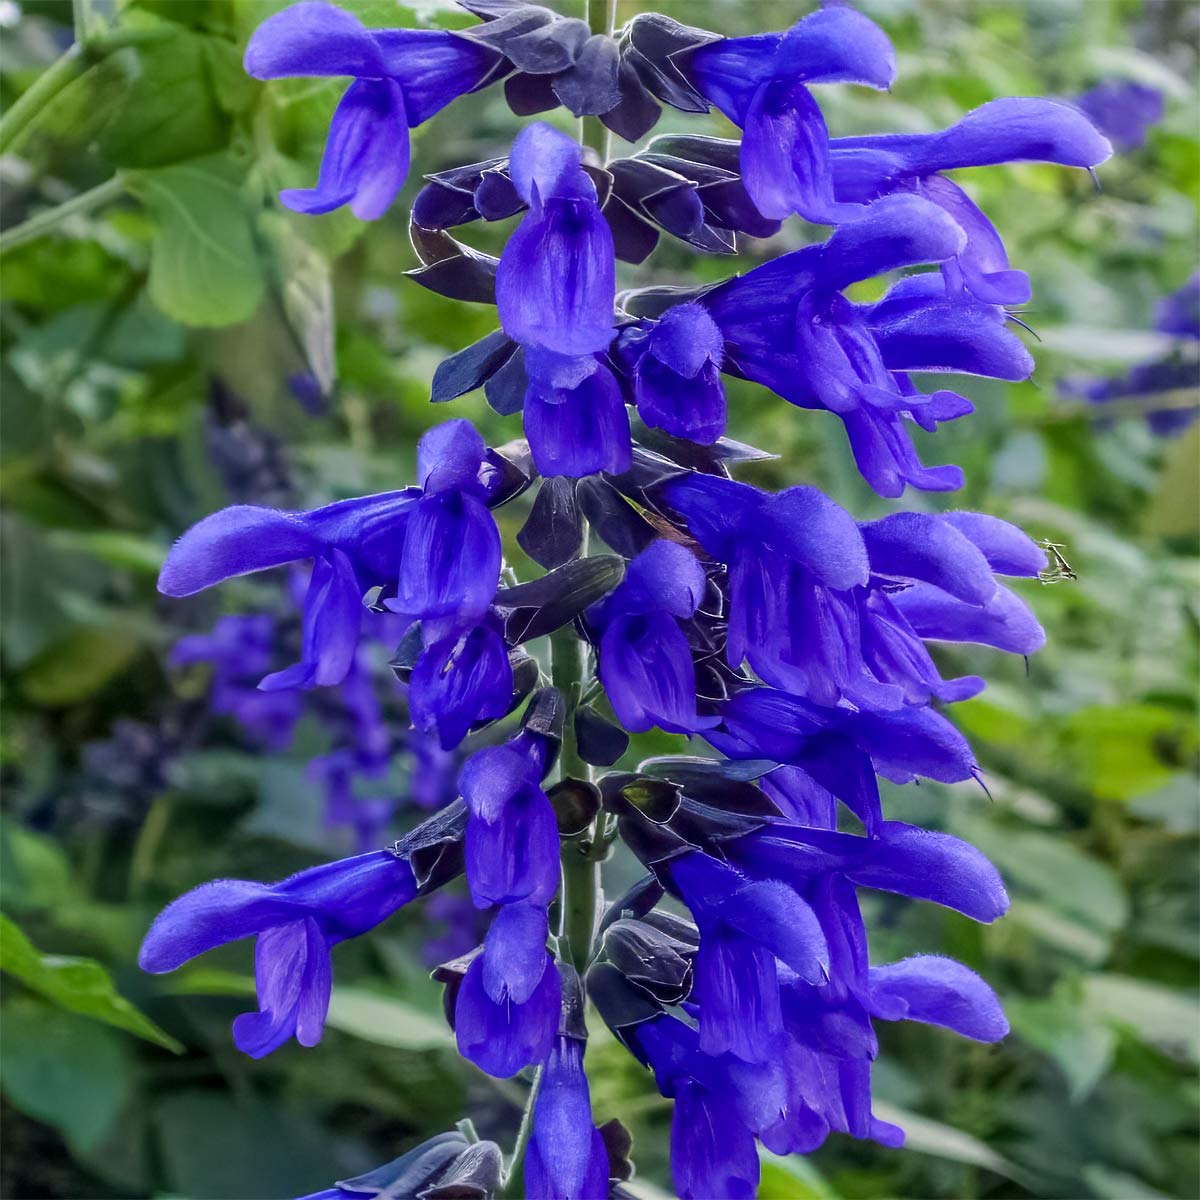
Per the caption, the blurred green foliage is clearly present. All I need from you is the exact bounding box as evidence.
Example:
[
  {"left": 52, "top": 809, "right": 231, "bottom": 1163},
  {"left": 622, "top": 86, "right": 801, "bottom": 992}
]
[{"left": 1, "top": 0, "right": 1197, "bottom": 1198}]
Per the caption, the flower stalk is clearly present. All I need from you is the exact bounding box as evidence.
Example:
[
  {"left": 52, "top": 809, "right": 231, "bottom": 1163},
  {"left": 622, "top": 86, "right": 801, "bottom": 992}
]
[{"left": 0, "top": 176, "right": 125, "bottom": 256}]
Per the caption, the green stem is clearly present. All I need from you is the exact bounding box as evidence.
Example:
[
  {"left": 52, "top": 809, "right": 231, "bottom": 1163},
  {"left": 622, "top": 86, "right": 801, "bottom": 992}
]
[
  {"left": 0, "top": 45, "right": 84, "bottom": 155},
  {"left": 1035, "top": 386, "right": 1199, "bottom": 424},
  {"left": 501, "top": 1063, "right": 543, "bottom": 1199},
  {"left": 72, "top": 0, "right": 93, "bottom": 44},
  {"left": 550, "top": 615, "right": 602, "bottom": 973},
  {"left": 0, "top": 175, "right": 125, "bottom": 255},
  {"left": 127, "top": 796, "right": 170, "bottom": 901},
  {"left": 580, "top": 0, "right": 616, "bottom": 162},
  {"left": 0, "top": 27, "right": 169, "bottom": 156}
]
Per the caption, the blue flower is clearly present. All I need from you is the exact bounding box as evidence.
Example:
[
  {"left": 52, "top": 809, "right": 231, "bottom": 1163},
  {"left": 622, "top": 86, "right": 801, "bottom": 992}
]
[
  {"left": 1061, "top": 273, "right": 1200, "bottom": 437},
  {"left": 454, "top": 904, "right": 561, "bottom": 1078},
  {"left": 617, "top": 302, "right": 727, "bottom": 444},
  {"left": 389, "top": 419, "right": 503, "bottom": 632},
  {"left": 170, "top": 613, "right": 303, "bottom": 748},
  {"left": 496, "top": 123, "right": 616, "bottom": 357},
  {"left": 245, "top": 2, "right": 503, "bottom": 219},
  {"left": 703, "top": 195, "right": 1036, "bottom": 495},
  {"left": 665, "top": 473, "right": 875, "bottom": 703},
  {"left": 681, "top": 6, "right": 896, "bottom": 223},
  {"left": 714, "top": 688, "right": 983, "bottom": 816},
  {"left": 460, "top": 733, "right": 558, "bottom": 909},
  {"left": 590, "top": 540, "right": 719, "bottom": 735},
  {"left": 831, "top": 97, "right": 1111, "bottom": 304},
  {"left": 1075, "top": 80, "right": 1163, "bottom": 154},
  {"left": 660, "top": 850, "right": 829, "bottom": 1063},
  {"left": 159, "top": 489, "right": 419, "bottom": 689},
  {"left": 139, "top": 851, "right": 416, "bottom": 1057},
  {"left": 158, "top": 419, "right": 503, "bottom": 692},
  {"left": 626, "top": 1014, "right": 760, "bottom": 1200},
  {"left": 526, "top": 1035, "right": 609, "bottom": 1200},
  {"left": 523, "top": 347, "right": 631, "bottom": 478}
]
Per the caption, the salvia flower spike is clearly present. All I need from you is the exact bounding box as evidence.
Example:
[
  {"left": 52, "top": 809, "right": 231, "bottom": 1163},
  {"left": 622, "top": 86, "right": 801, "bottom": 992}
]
[{"left": 142, "top": 2, "right": 1112, "bottom": 1195}]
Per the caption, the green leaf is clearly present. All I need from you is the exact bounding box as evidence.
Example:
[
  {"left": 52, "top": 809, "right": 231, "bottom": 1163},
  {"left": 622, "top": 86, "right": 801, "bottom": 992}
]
[
  {"left": 953, "top": 817, "right": 1128, "bottom": 935},
  {"left": 18, "top": 623, "right": 142, "bottom": 705},
  {"left": 323, "top": 986, "right": 455, "bottom": 1051},
  {"left": 154, "top": 1091, "right": 345, "bottom": 1199},
  {"left": 261, "top": 211, "right": 336, "bottom": 396},
  {"left": 1062, "top": 704, "right": 1190, "bottom": 801},
  {"left": 1129, "top": 773, "right": 1200, "bottom": 833},
  {"left": 1007, "top": 899, "right": 1112, "bottom": 966},
  {"left": 758, "top": 1151, "right": 842, "bottom": 1199},
  {"left": 166, "top": 966, "right": 257, "bottom": 997},
  {"left": 871, "top": 1102, "right": 1027, "bottom": 1184},
  {"left": 164, "top": 974, "right": 452, "bottom": 1051},
  {"left": 47, "top": 528, "right": 168, "bottom": 573},
  {"left": 0, "top": 913, "right": 183, "bottom": 1052},
  {"left": 1007, "top": 979, "right": 1115, "bottom": 1102},
  {"left": 0, "top": 998, "right": 134, "bottom": 1153},
  {"left": 129, "top": 155, "right": 265, "bottom": 328},
  {"left": 96, "top": 33, "right": 231, "bottom": 167},
  {"left": 1082, "top": 1164, "right": 1173, "bottom": 1200},
  {"left": 0, "top": 819, "right": 71, "bottom": 914},
  {"left": 1038, "top": 325, "right": 1183, "bottom": 364},
  {"left": 1083, "top": 975, "right": 1200, "bottom": 1064},
  {"left": 10, "top": 49, "right": 141, "bottom": 159}
]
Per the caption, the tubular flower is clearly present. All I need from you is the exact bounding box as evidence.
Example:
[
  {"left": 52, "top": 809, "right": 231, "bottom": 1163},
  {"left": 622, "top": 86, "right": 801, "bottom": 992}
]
[
  {"left": 589, "top": 539, "right": 718, "bottom": 735},
  {"left": 681, "top": 6, "right": 896, "bottom": 223},
  {"left": 830, "top": 97, "right": 1112, "bottom": 303},
  {"left": 158, "top": 489, "right": 419, "bottom": 690},
  {"left": 454, "top": 906, "right": 561, "bottom": 1078},
  {"left": 244, "top": 2, "right": 503, "bottom": 218},
  {"left": 139, "top": 852, "right": 416, "bottom": 1057},
  {"left": 617, "top": 302, "right": 727, "bottom": 444},
  {"left": 526, "top": 1035, "right": 609, "bottom": 1200},
  {"left": 702, "top": 194, "right": 1036, "bottom": 495},
  {"left": 497, "top": 122, "right": 616, "bottom": 358}
]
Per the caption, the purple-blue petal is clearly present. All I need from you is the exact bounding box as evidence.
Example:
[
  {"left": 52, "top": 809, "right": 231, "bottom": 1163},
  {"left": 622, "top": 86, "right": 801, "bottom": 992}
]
[
  {"left": 528, "top": 1037, "right": 602, "bottom": 1200},
  {"left": 280, "top": 78, "right": 409, "bottom": 221},
  {"left": 497, "top": 193, "right": 615, "bottom": 357},
  {"left": 373, "top": 28, "right": 502, "bottom": 126},
  {"left": 465, "top": 786, "right": 560, "bottom": 909},
  {"left": 455, "top": 953, "right": 560, "bottom": 1078},
  {"left": 417, "top": 418, "right": 489, "bottom": 495},
  {"left": 409, "top": 623, "right": 514, "bottom": 750},
  {"left": 598, "top": 610, "right": 717, "bottom": 735},
  {"left": 868, "top": 955, "right": 1009, "bottom": 1042},
  {"left": 941, "top": 512, "right": 1047, "bottom": 577},
  {"left": 861, "top": 511, "right": 998, "bottom": 605},
  {"left": 395, "top": 491, "right": 500, "bottom": 625},
  {"left": 523, "top": 359, "right": 631, "bottom": 477},
  {"left": 848, "top": 822, "right": 1010, "bottom": 922},
  {"left": 158, "top": 505, "right": 325, "bottom": 597},
  {"left": 481, "top": 901, "right": 551, "bottom": 1005},
  {"left": 244, "top": 2, "right": 383, "bottom": 79}
]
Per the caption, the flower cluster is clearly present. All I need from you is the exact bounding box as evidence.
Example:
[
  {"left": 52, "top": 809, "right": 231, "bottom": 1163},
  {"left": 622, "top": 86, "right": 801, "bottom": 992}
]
[{"left": 138, "top": 2, "right": 1115, "bottom": 1197}]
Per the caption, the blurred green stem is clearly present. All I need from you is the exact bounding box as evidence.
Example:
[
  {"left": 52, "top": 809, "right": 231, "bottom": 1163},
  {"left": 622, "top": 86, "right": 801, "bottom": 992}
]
[
  {"left": 72, "top": 0, "right": 93, "bottom": 43},
  {"left": 0, "top": 45, "right": 84, "bottom": 155},
  {"left": 501, "top": 1063, "right": 543, "bottom": 1198},
  {"left": 127, "top": 798, "right": 171, "bottom": 901},
  {"left": 0, "top": 27, "right": 168, "bottom": 155},
  {"left": 0, "top": 176, "right": 124, "bottom": 256}
]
